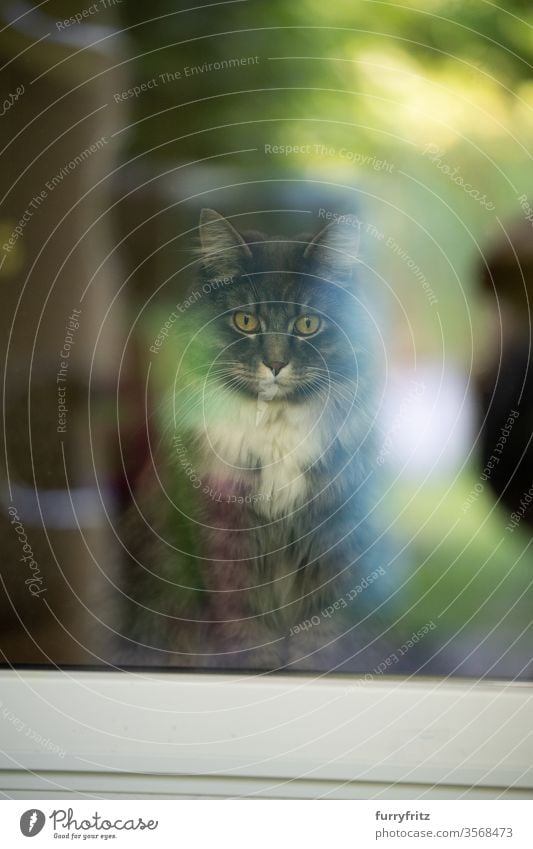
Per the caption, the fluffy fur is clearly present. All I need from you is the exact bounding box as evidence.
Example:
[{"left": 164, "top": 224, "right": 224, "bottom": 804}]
[{"left": 115, "top": 210, "right": 404, "bottom": 671}]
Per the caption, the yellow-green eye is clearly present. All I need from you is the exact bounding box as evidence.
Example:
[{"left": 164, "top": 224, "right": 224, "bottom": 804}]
[
  {"left": 294, "top": 314, "right": 321, "bottom": 336},
  {"left": 233, "top": 311, "right": 260, "bottom": 333}
]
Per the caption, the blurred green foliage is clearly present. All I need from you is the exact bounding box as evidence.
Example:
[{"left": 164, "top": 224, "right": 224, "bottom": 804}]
[{"left": 116, "top": 0, "right": 533, "bottom": 160}]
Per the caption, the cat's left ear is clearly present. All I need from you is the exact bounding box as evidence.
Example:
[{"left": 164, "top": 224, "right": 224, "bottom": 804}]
[
  {"left": 303, "top": 218, "right": 361, "bottom": 284},
  {"left": 199, "top": 209, "right": 252, "bottom": 278}
]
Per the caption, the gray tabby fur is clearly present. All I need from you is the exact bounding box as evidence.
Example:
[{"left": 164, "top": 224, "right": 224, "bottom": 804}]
[{"left": 113, "top": 210, "right": 406, "bottom": 671}]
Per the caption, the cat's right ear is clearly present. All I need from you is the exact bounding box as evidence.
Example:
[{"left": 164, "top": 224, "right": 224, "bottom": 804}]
[{"left": 198, "top": 209, "right": 252, "bottom": 278}]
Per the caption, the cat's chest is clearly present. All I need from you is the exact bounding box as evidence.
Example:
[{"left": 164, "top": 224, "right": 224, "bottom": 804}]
[{"left": 197, "top": 399, "right": 325, "bottom": 515}]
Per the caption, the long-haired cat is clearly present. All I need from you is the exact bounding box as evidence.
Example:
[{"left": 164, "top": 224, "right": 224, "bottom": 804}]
[{"left": 115, "top": 209, "right": 406, "bottom": 671}]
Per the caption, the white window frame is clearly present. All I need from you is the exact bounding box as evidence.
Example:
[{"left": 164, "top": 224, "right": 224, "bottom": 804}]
[{"left": 0, "top": 670, "right": 532, "bottom": 798}]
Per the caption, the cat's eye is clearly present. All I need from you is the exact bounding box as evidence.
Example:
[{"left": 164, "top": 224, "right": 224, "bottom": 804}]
[
  {"left": 233, "top": 311, "right": 260, "bottom": 333},
  {"left": 294, "top": 314, "right": 321, "bottom": 336}
]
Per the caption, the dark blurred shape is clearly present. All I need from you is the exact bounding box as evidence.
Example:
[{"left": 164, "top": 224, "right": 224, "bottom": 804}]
[
  {"left": 477, "top": 219, "right": 533, "bottom": 528},
  {"left": 0, "top": 0, "right": 127, "bottom": 665}
]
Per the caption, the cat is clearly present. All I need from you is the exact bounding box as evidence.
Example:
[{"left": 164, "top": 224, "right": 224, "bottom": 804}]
[{"left": 114, "top": 209, "right": 407, "bottom": 671}]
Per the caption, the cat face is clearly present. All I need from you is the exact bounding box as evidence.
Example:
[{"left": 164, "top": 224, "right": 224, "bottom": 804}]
[{"left": 195, "top": 209, "right": 364, "bottom": 404}]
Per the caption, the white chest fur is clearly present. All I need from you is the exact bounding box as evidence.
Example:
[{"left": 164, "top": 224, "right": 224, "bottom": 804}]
[{"left": 196, "top": 394, "right": 327, "bottom": 517}]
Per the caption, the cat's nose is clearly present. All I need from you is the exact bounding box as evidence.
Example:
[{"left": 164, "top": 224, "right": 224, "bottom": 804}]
[{"left": 263, "top": 360, "right": 287, "bottom": 377}]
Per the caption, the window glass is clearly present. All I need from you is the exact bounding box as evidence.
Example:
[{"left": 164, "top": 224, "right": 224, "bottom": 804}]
[{"left": 1, "top": 0, "right": 532, "bottom": 680}]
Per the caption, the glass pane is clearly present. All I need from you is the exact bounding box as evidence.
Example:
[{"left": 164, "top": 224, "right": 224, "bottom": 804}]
[{"left": 1, "top": 0, "right": 532, "bottom": 679}]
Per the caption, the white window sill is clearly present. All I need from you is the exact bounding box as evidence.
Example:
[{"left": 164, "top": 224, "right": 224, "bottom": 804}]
[{"left": 0, "top": 670, "right": 532, "bottom": 799}]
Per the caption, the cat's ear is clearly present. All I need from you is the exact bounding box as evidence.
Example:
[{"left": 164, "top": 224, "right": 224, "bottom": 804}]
[
  {"left": 198, "top": 209, "right": 252, "bottom": 278},
  {"left": 303, "top": 218, "right": 360, "bottom": 284}
]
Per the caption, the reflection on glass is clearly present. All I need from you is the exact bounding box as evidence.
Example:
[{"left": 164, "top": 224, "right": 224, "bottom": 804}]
[{"left": 1, "top": 0, "right": 532, "bottom": 680}]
